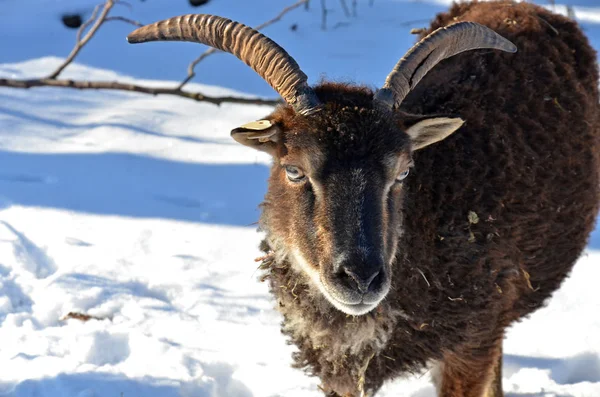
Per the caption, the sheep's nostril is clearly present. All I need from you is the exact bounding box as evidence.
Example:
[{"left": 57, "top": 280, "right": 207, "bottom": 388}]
[{"left": 342, "top": 267, "right": 380, "bottom": 294}]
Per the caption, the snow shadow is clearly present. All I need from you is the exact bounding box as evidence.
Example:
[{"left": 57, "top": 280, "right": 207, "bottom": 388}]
[
  {"left": 194, "top": 282, "right": 271, "bottom": 324},
  {"left": 0, "top": 263, "right": 33, "bottom": 323},
  {"left": 0, "top": 370, "right": 253, "bottom": 397},
  {"left": 505, "top": 353, "right": 600, "bottom": 385},
  {"left": 54, "top": 272, "right": 173, "bottom": 309},
  {"left": 0, "top": 103, "right": 230, "bottom": 146},
  {"left": 0, "top": 221, "right": 57, "bottom": 279},
  {"left": 0, "top": 150, "right": 269, "bottom": 226},
  {"left": 2, "top": 146, "right": 599, "bottom": 244}
]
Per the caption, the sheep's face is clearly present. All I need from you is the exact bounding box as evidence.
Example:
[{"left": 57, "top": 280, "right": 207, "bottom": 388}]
[{"left": 232, "top": 86, "right": 463, "bottom": 315}]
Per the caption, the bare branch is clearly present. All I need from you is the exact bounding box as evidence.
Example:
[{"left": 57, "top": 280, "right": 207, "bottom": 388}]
[
  {"left": 114, "top": 0, "right": 133, "bottom": 11},
  {"left": 2, "top": 0, "right": 282, "bottom": 107},
  {"left": 352, "top": 0, "right": 357, "bottom": 17},
  {"left": 321, "top": 0, "right": 328, "bottom": 30},
  {"left": 333, "top": 22, "right": 350, "bottom": 30},
  {"left": 77, "top": 4, "right": 102, "bottom": 43},
  {"left": 49, "top": 0, "right": 115, "bottom": 79},
  {"left": 340, "top": 0, "right": 351, "bottom": 18},
  {"left": 105, "top": 16, "right": 144, "bottom": 27},
  {"left": 177, "top": 49, "right": 218, "bottom": 90},
  {"left": 254, "top": 0, "right": 308, "bottom": 31},
  {"left": 0, "top": 78, "right": 280, "bottom": 106},
  {"left": 178, "top": 0, "right": 309, "bottom": 90}
]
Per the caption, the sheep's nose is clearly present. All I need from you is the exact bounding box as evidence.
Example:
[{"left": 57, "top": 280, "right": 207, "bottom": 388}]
[
  {"left": 334, "top": 253, "right": 385, "bottom": 295},
  {"left": 342, "top": 267, "right": 381, "bottom": 293}
]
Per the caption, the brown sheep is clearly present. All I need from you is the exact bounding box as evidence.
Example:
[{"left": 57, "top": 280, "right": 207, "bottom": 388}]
[{"left": 127, "top": 1, "right": 600, "bottom": 396}]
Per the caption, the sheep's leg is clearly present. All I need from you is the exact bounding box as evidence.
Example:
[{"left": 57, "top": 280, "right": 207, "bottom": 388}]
[
  {"left": 488, "top": 345, "right": 503, "bottom": 397},
  {"left": 433, "top": 340, "right": 503, "bottom": 397}
]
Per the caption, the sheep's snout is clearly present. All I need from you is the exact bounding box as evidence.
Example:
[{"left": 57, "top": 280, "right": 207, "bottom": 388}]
[
  {"left": 334, "top": 253, "right": 386, "bottom": 294},
  {"left": 319, "top": 253, "right": 391, "bottom": 316}
]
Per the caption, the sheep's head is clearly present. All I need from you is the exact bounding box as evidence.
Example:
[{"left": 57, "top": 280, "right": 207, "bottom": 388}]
[
  {"left": 128, "top": 15, "right": 516, "bottom": 315},
  {"left": 235, "top": 91, "right": 467, "bottom": 315}
]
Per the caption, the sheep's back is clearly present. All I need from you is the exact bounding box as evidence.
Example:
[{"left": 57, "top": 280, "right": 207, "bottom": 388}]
[{"left": 399, "top": 1, "right": 599, "bottom": 328}]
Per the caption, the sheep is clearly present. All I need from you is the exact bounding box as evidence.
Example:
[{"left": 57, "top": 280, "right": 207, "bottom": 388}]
[{"left": 127, "top": 1, "right": 600, "bottom": 396}]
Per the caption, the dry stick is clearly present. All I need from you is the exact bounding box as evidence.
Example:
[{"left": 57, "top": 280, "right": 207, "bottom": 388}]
[
  {"left": 105, "top": 16, "right": 144, "bottom": 27},
  {"left": 321, "top": 0, "right": 328, "bottom": 30},
  {"left": 332, "top": 22, "right": 350, "bottom": 30},
  {"left": 340, "top": 0, "right": 351, "bottom": 17},
  {"left": 77, "top": 4, "right": 103, "bottom": 43},
  {"left": 114, "top": 0, "right": 133, "bottom": 11},
  {"left": 0, "top": 78, "right": 280, "bottom": 106},
  {"left": 177, "top": 0, "right": 309, "bottom": 90},
  {"left": 48, "top": 0, "right": 115, "bottom": 79}
]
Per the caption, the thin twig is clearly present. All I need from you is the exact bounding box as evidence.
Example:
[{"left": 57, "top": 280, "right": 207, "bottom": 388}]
[
  {"left": 340, "top": 0, "right": 351, "bottom": 17},
  {"left": 49, "top": 0, "right": 115, "bottom": 79},
  {"left": 178, "top": 0, "right": 309, "bottom": 90},
  {"left": 105, "top": 16, "right": 144, "bottom": 27},
  {"left": 352, "top": 0, "right": 357, "bottom": 17},
  {"left": 321, "top": 0, "right": 328, "bottom": 30},
  {"left": 0, "top": 78, "right": 280, "bottom": 106},
  {"left": 77, "top": 4, "right": 102, "bottom": 43},
  {"left": 253, "top": 1, "right": 308, "bottom": 33},
  {"left": 178, "top": 49, "right": 218, "bottom": 90},
  {"left": 115, "top": 0, "right": 133, "bottom": 10},
  {"left": 333, "top": 22, "right": 350, "bottom": 30}
]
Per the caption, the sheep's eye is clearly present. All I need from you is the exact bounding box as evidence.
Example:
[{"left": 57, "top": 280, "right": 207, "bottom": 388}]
[
  {"left": 285, "top": 166, "right": 306, "bottom": 182},
  {"left": 396, "top": 169, "right": 410, "bottom": 183}
]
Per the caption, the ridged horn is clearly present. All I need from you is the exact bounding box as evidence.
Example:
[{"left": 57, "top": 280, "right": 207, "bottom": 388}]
[
  {"left": 127, "top": 14, "right": 321, "bottom": 115},
  {"left": 374, "top": 22, "right": 517, "bottom": 110}
]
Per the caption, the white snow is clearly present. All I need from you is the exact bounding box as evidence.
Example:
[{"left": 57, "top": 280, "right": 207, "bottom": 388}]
[{"left": 1, "top": 0, "right": 600, "bottom": 396}]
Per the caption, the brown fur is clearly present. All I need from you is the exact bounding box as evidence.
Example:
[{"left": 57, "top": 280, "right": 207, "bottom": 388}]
[{"left": 252, "top": 2, "right": 599, "bottom": 396}]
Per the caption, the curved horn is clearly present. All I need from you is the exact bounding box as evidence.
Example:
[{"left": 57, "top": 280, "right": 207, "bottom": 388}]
[
  {"left": 127, "top": 14, "right": 320, "bottom": 115},
  {"left": 374, "top": 22, "right": 517, "bottom": 110}
]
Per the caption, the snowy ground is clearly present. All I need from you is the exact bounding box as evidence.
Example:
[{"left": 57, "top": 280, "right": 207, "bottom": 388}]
[{"left": 1, "top": 0, "right": 600, "bottom": 396}]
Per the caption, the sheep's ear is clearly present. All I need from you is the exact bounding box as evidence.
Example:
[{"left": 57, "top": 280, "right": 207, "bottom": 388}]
[
  {"left": 231, "top": 119, "right": 282, "bottom": 156},
  {"left": 405, "top": 117, "right": 464, "bottom": 151}
]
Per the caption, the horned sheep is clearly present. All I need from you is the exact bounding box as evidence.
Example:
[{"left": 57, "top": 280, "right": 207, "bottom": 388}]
[{"left": 127, "top": 1, "right": 600, "bottom": 396}]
